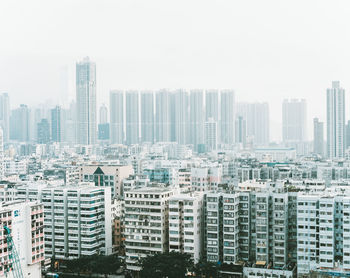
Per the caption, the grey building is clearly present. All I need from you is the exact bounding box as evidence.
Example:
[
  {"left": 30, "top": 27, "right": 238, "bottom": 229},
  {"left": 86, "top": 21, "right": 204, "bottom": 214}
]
[
  {"left": 125, "top": 90, "right": 139, "bottom": 145},
  {"left": 110, "top": 90, "right": 124, "bottom": 144},
  {"left": 155, "top": 89, "right": 171, "bottom": 142},
  {"left": 51, "top": 105, "right": 62, "bottom": 142},
  {"left": 220, "top": 90, "right": 235, "bottom": 145},
  {"left": 282, "top": 99, "right": 307, "bottom": 143},
  {"left": 140, "top": 91, "right": 154, "bottom": 143},
  {"left": 313, "top": 117, "right": 324, "bottom": 156}
]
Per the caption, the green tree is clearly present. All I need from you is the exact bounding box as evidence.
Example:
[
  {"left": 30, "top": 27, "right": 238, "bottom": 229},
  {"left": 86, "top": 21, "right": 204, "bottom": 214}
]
[
  {"left": 140, "top": 252, "right": 193, "bottom": 278},
  {"left": 89, "top": 254, "right": 121, "bottom": 277},
  {"left": 193, "top": 259, "right": 219, "bottom": 278}
]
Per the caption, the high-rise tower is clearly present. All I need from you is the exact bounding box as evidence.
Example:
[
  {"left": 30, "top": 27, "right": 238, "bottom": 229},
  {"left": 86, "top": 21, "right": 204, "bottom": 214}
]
[
  {"left": 76, "top": 57, "right": 97, "bottom": 145},
  {"left": 327, "top": 81, "right": 345, "bottom": 159},
  {"left": 282, "top": 99, "right": 307, "bottom": 143},
  {"left": 110, "top": 90, "right": 124, "bottom": 144}
]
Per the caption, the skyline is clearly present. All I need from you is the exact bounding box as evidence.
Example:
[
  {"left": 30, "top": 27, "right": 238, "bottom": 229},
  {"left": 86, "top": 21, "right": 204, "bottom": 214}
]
[{"left": 2, "top": 1, "right": 350, "bottom": 141}]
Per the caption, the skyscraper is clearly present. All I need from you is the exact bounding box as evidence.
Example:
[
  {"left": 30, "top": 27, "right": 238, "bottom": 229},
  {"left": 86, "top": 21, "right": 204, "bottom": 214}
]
[
  {"left": 155, "top": 90, "right": 171, "bottom": 142},
  {"left": 346, "top": 120, "right": 350, "bottom": 150},
  {"left": 282, "top": 99, "right": 307, "bottom": 143},
  {"left": 51, "top": 106, "right": 61, "bottom": 142},
  {"left": 235, "top": 115, "right": 247, "bottom": 147},
  {"left": 205, "top": 118, "right": 217, "bottom": 151},
  {"left": 10, "top": 104, "right": 29, "bottom": 142},
  {"left": 0, "top": 93, "right": 10, "bottom": 143},
  {"left": 76, "top": 57, "right": 97, "bottom": 145},
  {"left": 236, "top": 102, "right": 270, "bottom": 146},
  {"left": 220, "top": 90, "right": 235, "bottom": 145},
  {"left": 63, "top": 101, "right": 76, "bottom": 144},
  {"left": 99, "top": 104, "right": 108, "bottom": 124},
  {"left": 110, "top": 90, "right": 124, "bottom": 144},
  {"left": 125, "top": 90, "right": 139, "bottom": 145},
  {"left": 190, "top": 90, "right": 204, "bottom": 152},
  {"left": 327, "top": 81, "right": 345, "bottom": 159},
  {"left": 313, "top": 118, "right": 324, "bottom": 156},
  {"left": 37, "top": 118, "right": 50, "bottom": 144},
  {"left": 140, "top": 91, "right": 154, "bottom": 143},
  {"left": 206, "top": 90, "right": 219, "bottom": 122},
  {"left": 174, "top": 89, "right": 189, "bottom": 145}
]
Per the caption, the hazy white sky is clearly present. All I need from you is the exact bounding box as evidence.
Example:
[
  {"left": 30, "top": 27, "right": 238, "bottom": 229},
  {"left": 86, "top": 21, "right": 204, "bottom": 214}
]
[{"left": 1, "top": 0, "right": 350, "bottom": 140}]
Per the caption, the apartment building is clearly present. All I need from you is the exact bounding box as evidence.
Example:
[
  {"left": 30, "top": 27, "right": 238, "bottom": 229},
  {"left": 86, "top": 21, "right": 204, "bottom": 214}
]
[
  {"left": 204, "top": 186, "right": 296, "bottom": 270},
  {"left": 17, "top": 183, "right": 112, "bottom": 260},
  {"left": 0, "top": 201, "right": 44, "bottom": 277},
  {"left": 205, "top": 192, "right": 240, "bottom": 264},
  {"left": 124, "top": 187, "right": 176, "bottom": 271},
  {"left": 168, "top": 192, "right": 203, "bottom": 263},
  {"left": 297, "top": 191, "right": 350, "bottom": 276}
]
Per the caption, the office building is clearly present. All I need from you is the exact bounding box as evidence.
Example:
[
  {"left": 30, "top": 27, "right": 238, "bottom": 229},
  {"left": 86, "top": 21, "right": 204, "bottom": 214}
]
[
  {"left": 125, "top": 90, "right": 139, "bottom": 145},
  {"left": 282, "top": 99, "right": 307, "bottom": 143},
  {"left": 76, "top": 57, "right": 97, "bottom": 145},
  {"left": 110, "top": 90, "right": 124, "bottom": 144},
  {"left": 327, "top": 81, "right": 345, "bottom": 159},
  {"left": 313, "top": 118, "right": 324, "bottom": 156},
  {"left": 51, "top": 106, "right": 62, "bottom": 142},
  {"left": 141, "top": 91, "right": 154, "bottom": 143}
]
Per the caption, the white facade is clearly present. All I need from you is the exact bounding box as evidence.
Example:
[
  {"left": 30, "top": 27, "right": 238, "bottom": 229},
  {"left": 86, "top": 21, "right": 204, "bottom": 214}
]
[
  {"left": 17, "top": 183, "right": 112, "bottom": 260},
  {"left": 0, "top": 201, "right": 44, "bottom": 278},
  {"left": 124, "top": 187, "right": 175, "bottom": 271},
  {"left": 169, "top": 193, "right": 203, "bottom": 263},
  {"left": 76, "top": 57, "right": 97, "bottom": 145},
  {"left": 327, "top": 81, "right": 345, "bottom": 159}
]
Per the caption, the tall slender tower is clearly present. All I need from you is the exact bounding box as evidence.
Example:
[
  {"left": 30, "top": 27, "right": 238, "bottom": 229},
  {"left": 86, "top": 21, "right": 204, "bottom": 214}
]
[
  {"left": 110, "top": 90, "right": 124, "bottom": 144},
  {"left": 220, "top": 90, "right": 235, "bottom": 145},
  {"left": 327, "top": 81, "right": 345, "bottom": 159},
  {"left": 99, "top": 104, "right": 108, "bottom": 124},
  {"left": 125, "top": 90, "right": 139, "bottom": 145},
  {"left": 174, "top": 89, "right": 189, "bottom": 145},
  {"left": 141, "top": 91, "right": 154, "bottom": 143},
  {"left": 0, "top": 93, "right": 10, "bottom": 143},
  {"left": 313, "top": 118, "right": 324, "bottom": 156},
  {"left": 76, "top": 57, "right": 97, "bottom": 145},
  {"left": 51, "top": 106, "right": 62, "bottom": 142},
  {"left": 190, "top": 90, "right": 204, "bottom": 152},
  {"left": 155, "top": 90, "right": 171, "bottom": 142}
]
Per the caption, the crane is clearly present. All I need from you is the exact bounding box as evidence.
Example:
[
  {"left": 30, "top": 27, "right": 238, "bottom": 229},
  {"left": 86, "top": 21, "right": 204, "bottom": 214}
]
[{"left": 4, "top": 226, "right": 24, "bottom": 278}]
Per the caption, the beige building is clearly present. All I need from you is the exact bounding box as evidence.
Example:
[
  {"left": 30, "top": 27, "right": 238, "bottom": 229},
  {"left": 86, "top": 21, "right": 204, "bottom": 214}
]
[{"left": 80, "top": 165, "right": 133, "bottom": 196}]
